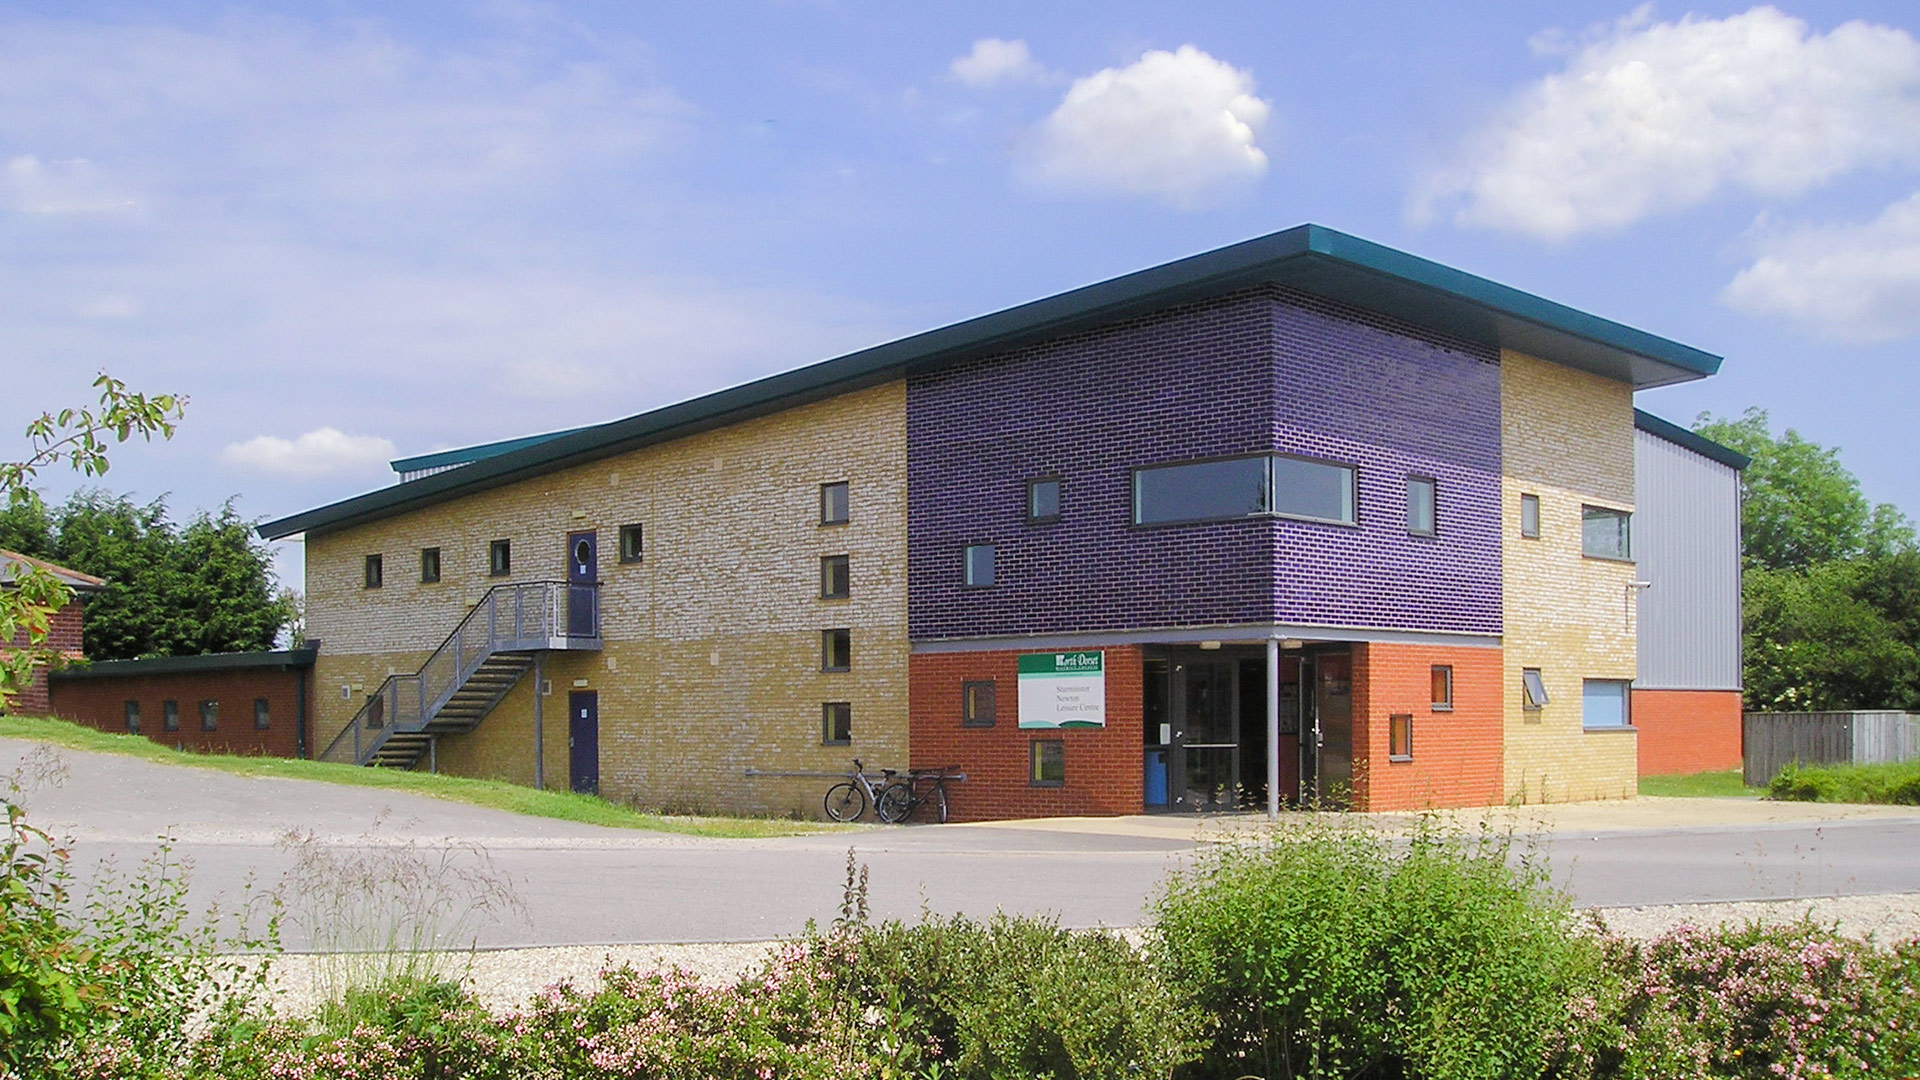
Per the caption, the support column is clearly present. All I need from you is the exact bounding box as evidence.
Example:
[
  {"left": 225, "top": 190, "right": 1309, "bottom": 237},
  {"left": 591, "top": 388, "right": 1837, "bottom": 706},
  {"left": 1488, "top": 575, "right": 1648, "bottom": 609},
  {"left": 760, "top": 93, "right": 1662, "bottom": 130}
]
[
  {"left": 1266, "top": 637, "right": 1280, "bottom": 820},
  {"left": 533, "top": 653, "right": 545, "bottom": 791}
]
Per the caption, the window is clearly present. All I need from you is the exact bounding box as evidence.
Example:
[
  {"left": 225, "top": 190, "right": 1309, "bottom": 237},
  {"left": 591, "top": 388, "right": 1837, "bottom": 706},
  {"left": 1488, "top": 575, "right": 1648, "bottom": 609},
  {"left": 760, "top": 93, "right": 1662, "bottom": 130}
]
[
  {"left": 420, "top": 547, "right": 441, "bottom": 583},
  {"left": 363, "top": 554, "right": 383, "bottom": 589},
  {"left": 1407, "top": 476, "right": 1436, "bottom": 537},
  {"left": 821, "top": 629, "right": 851, "bottom": 671},
  {"left": 1132, "top": 454, "right": 1356, "bottom": 526},
  {"left": 1582, "top": 505, "right": 1632, "bottom": 560},
  {"left": 254, "top": 697, "right": 271, "bottom": 730},
  {"left": 162, "top": 700, "right": 179, "bottom": 732},
  {"left": 1521, "top": 668, "right": 1549, "bottom": 710},
  {"left": 1430, "top": 665, "right": 1453, "bottom": 710},
  {"left": 820, "top": 555, "right": 850, "bottom": 599},
  {"left": 123, "top": 700, "right": 140, "bottom": 734},
  {"left": 1520, "top": 494, "right": 1540, "bottom": 539},
  {"left": 962, "top": 680, "right": 997, "bottom": 727},
  {"left": 820, "top": 481, "right": 849, "bottom": 526},
  {"left": 1030, "top": 740, "right": 1065, "bottom": 786},
  {"left": 963, "top": 544, "right": 995, "bottom": 587},
  {"left": 1028, "top": 477, "right": 1061, "bottom": 523},
  {"left": 199, "top": 700, "right": 218, "bottom": 732},
  {"left": 619, "top": 524, "right": 644, "bottom": 563},
  {"left": 1582, "top": 679, "right": 1632, "bottom": 729},
  {"left": 1389, "top": 713, "right": 1413, "bottom": 760},
  {"left": 821, "top": 702, "right": 852, "bottom": 745},
  {"left": 489, "top": 539, "right": 512, "bottom": 577}
]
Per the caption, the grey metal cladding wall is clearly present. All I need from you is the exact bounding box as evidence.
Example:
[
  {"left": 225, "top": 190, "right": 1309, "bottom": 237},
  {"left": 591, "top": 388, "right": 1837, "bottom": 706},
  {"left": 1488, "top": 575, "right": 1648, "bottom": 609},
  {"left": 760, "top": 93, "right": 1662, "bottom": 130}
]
[{"left": 1635, "top": 428, "right": 1743, "bottom": 689}]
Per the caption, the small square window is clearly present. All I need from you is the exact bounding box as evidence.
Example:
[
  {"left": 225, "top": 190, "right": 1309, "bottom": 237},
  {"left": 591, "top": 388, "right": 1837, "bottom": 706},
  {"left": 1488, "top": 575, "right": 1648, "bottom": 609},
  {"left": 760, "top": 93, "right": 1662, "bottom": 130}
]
[
  {"left": 1582, "top": 679, "right": 1632, "bottom": 729},
  {"left": 199, "top": 699, "right": 218, "bottom": 732},
  {"left": 420, "top": 547, "right": 441, "bottom": 584},
  {"left": 363, "top": 554, "right": 383, "bottom": 589},
  {"left": 1030, "top": 740, "right": 1065, "bottom": 786},
  {"left": 821, "top": 628, "right": 851, "bottom": 671},
  {"left": 1407, "top": 476, "right": 1436, "bottom": 537},
  {"left": 162, "top": 700, "right": 179, "bottom": 732},
  {"left": 1430, "top": 665, "right": 1453, "bottom": 710},
  {"left": 619, "top": 524, "right": 644, "bottom": 563},
  {"left": 820, "top": 555, "right": 850, "bottom": 599},
  {"left": 822, "top": 702, "right": 852, "bottom": 745},
  {"left": 820, "top": 482, "right": 849, "bottom": 526},
  {"left": 489, "top": 539, "right": 512, "bottom": 577},
  {"left": 1522, "top": 668, "right": 1549, "bottom": 710},
  {"left": 1389, "top": 713, "right": 1413, "bottom": 760},
  {"left": 1520, "top": 494, "right": 1541, "bottom": 539},
  {"left": 962, "top": 680, "right": 997, "bottom": 727},
  {"left": 123, "top": 700, "right": 140, "bottom": 734},
  {"left": 254, "top": 697, "right": 271, "bottom": 730},
  {"left": 1582, "top": 505, "right": 1633, "bottom": 561},
  {"left": 1028, "top": 477, "right": 1061, "bottom": 523},
  {"left": 963, "top": 544, "right": 995, "bottom": 587}
]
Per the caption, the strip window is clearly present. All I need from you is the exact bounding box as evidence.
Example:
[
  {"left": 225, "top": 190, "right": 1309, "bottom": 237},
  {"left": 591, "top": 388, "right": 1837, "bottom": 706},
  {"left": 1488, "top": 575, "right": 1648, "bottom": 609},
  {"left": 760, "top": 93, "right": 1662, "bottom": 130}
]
[{"left": 1133, "top": 453, "right": 1356, "bottom": 526}]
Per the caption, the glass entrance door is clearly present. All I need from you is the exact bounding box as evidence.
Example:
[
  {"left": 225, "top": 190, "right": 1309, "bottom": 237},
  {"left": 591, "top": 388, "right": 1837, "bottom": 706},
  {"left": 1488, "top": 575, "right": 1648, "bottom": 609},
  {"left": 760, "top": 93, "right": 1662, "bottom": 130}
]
[
  {"left": 1173, "top": 658, "right": 1240, "bottom": 810},
  {"left": 1313, "top": 653, "right": 1354, "bottom": 808}
]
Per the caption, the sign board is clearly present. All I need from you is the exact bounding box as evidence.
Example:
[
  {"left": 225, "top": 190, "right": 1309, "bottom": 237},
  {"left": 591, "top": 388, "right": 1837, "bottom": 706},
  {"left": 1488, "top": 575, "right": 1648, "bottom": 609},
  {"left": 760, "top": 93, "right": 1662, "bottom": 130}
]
[{"left": 1017, "top": 651, "right": 1106, "bottom": 728}]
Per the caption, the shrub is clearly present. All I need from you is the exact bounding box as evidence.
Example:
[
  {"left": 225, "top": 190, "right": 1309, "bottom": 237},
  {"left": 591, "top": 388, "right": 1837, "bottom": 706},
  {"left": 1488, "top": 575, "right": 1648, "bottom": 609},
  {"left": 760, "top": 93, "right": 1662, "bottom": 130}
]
[
  {"left": 1768, "top": 760, "right": 1920, "bottom": 804},
  {"left": 1151, "top": 818, "right": 1593, "bottom": 1080}
]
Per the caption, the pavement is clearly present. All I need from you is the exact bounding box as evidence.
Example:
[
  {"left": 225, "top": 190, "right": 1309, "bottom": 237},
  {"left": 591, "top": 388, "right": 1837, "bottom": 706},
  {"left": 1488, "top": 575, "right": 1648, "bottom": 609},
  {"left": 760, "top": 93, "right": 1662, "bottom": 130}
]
[{"left": 7, "top": 736, "right": 1920, "bottom": 949}]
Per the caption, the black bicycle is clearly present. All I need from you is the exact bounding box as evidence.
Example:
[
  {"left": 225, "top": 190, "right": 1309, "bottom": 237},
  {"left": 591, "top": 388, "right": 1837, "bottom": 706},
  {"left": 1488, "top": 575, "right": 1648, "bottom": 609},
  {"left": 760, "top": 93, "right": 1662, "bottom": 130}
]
[
  {"left": 823, "top": 759, "right": 902, "bottom": 822},
  {"left": 874, "top": 766, "right": 958, "bottom": 825}
]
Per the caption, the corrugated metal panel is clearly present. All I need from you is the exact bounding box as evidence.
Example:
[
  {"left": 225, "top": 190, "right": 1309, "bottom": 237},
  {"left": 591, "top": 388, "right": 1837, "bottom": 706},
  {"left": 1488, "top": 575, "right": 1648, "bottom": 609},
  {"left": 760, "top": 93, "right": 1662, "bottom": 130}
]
[{"left": 1635, "top": 428, "right": 1742, "bottom": 689}]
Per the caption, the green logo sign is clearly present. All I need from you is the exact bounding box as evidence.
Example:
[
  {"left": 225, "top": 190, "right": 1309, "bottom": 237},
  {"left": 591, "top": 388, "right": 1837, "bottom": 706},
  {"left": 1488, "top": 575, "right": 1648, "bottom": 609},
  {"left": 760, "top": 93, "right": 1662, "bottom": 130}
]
[{"left": 1018, "top": 651, "right": 1106, "bottom": 729}]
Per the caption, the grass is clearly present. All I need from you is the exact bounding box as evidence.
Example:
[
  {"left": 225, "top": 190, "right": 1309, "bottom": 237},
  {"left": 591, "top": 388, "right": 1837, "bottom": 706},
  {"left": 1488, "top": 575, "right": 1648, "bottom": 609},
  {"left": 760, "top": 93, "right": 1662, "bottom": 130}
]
[
  {"left": 1767, "top": 758, "right": 1920, "bottom": 804},
  {"left": 0, "top": 715, "right": 859, "bottom": 838},
  {"left": 1636, "top": 768, "right": 1763, "bottom": 798}
]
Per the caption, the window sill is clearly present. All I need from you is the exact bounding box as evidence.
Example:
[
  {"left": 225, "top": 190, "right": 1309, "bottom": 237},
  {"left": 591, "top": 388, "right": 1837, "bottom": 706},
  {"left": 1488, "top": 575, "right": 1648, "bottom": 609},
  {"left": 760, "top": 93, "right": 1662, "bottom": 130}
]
[
  {"left": 1029, "top": 780, "right": 1065, "bottom": 789},
  {"left": 1581, "top": 553, "right": 1637, "bottom": 565},
  {"left": 821, "top": 740, "right": 850, "bottom": 747},
  {"left": 818, "top": 594, "right": 850, "bottom": 602},
  {"left": 961, "top": 720, "right": 996, "bottom": 729},
  {"left": 1582, "top": 725, "right": 1638, "bottom": 734},
  {"left": 819, "top": 520, "right": 849, "bottom": 528},
  {"left": 1389, "top": 754, "right": 1413, "bottom": 763},
  {"left": 821, "top": 666, "right": 851, "bottom": 674},
  {"left": 1430, "top": 704, "right": 1453, "bottom": 713}
]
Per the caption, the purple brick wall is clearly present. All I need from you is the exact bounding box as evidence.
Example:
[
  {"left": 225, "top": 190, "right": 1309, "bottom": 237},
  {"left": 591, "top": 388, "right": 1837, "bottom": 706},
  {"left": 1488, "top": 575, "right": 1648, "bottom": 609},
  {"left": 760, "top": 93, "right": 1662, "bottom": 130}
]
[{"left": 906, "top": 287, "right": 1503, "bottom": 641}]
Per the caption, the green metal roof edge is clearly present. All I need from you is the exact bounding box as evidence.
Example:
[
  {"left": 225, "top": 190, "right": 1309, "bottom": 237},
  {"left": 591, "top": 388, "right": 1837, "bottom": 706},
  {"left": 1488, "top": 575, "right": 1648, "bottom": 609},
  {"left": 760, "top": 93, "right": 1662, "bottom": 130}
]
[
  {"left": 48, "top": 646, "right": 319, "bottom": 681},
  {"left": 390, "top": 426, "right": 594, "bottom": 474},
  {"left": 259, "top": 223, "right": 1723, "bottom": 540},
  {"left": 1634, "top": 409, "right": 1752, "bottom": 470}
]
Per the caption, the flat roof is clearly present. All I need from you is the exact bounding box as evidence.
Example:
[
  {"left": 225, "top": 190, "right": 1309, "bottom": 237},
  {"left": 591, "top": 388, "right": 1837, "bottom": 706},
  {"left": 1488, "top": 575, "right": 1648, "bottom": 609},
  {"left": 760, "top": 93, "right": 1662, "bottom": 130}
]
[
  {"left": 261, "top": 223, "right": 1722, "bottom": 540},
  {"left": 1634, "top": 409, "right": 1752, "bottom": 470},
  {"left": 48, "top": 646, "right": 319, "bottom": 681}
]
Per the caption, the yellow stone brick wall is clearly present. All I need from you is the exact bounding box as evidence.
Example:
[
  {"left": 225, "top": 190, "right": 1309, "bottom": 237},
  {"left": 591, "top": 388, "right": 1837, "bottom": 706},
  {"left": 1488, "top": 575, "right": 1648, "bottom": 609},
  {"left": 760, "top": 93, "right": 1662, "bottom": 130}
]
[
  {"left": 1500, "top": 350, "right": 1639, "bottom": 803},
  {"left": 305, "top": 382, "right": 908, "bottom": 816}
]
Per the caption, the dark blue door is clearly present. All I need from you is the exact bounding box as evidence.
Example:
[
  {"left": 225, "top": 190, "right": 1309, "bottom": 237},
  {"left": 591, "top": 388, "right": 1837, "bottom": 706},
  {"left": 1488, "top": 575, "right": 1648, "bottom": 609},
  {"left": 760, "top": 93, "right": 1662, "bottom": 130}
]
[
  {"left": 568, "top": 690, "right": 599, "bottom": 795},
  {"left": 566, "top": 531, "right": 597, "bottom": 637}
]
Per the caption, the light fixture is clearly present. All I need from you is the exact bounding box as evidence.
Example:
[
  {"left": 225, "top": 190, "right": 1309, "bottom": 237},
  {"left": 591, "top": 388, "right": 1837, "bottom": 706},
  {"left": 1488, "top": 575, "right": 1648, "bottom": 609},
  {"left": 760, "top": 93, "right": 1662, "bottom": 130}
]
[
  {"left": 1199, "top": 640, "right": 1222, "bottom": 650},
  {"left": 1279, "top": 639, "right": 1305, "bottom": 650}
]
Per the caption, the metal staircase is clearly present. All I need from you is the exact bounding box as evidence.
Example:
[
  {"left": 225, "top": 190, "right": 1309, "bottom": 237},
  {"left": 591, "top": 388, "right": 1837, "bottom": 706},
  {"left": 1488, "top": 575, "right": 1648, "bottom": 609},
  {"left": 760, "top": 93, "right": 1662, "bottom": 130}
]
[{"left": 318, "top": 580, "right": 599, "bottom": 769}]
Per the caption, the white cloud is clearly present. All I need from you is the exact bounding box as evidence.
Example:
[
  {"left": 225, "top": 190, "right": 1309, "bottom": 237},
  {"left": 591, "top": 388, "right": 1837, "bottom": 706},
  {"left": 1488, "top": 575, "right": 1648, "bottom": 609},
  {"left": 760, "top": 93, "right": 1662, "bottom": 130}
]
[
  {"left": 950, "top": 38, "right": 1046, "bottom": 88},
  {"left": 1721, "top": 192, "right": 1920, "bottom": 341},
  {"left": 1414, "top": 6, "right": 1920, "bottom": 239},
  {"left": 1017, "top": 45, "right": 1269, "bottom": 210},
  {"left": 3, "top": 155, "right": 138, "bottom": 215},
  {"left": 221, "top": 427, "right": 398, "bottom": 477}
]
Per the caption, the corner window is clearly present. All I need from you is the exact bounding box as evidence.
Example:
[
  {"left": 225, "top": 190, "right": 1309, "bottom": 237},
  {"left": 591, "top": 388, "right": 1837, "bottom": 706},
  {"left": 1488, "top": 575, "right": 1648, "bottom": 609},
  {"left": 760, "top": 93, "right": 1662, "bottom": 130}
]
[
  {"left": 254, "top": 697, "right": 271, "bottom": 730},
  {"left": 1389, "top": 713, "right": 1413, "bottom": 761},
  {"left": 820, "top": 481, "right": 849, "bottom": 526},
  {"left": 963, "top": 544, "right": 995, "bottom": 587},
  {"left": 1521, "top": 668, "right": 1549, "bottom": 711},
  {"left": 1520, "top": 494, "right": 1540, "bottom": 539},
  {"left": 619, "top": 524, "right": 644, "bottom": 563},
  {"left": 363, "top": 554, "right": 383, "bottom": 589},
  {"left": 962, "top": 680, "right": 997, "bottom": 727},
  {"left": 1582, "top": 506, "right": 1632, "bottom": 560},
  {"left": 123, "top": 700, "right": 140, "bottom": 734},
  {"left": 420, "top": 547, "right": 441, "bottom": 584},
  {"left": 821, "top": 702, "right": 852, "bottom": 745},
  {"left": 821, "top": 629, "right": 851, "bottom": 672},
  {"left": 162, "top": 700, "right": 179, "bottom": 732},
  {"left": 198, "top": 700, "right": 218, "bottom": 732},
  {"left": 1407, "top": 477, "right": 1436, "bottom": 537},
  {"left": 1430, "top": 665, "right": 1453, "bottom": 711},
  {"left": 1030, "top": 740, "right": 1065, "bottom": 786},
  {"left": 1027, "top": 477, "right": 1061, "bottom": 523},
  {"left": 1582, "top": 679, "right": 1632, "bottom": 729},
  {"left": 489, "top": 539, "right": 512, "bottom": 577},
  {"left": 820, "top": 555, "right": 850, "bottom": 599},
  {"left": 1132, "top": 454, "right": 1355, "bottom": 526}
]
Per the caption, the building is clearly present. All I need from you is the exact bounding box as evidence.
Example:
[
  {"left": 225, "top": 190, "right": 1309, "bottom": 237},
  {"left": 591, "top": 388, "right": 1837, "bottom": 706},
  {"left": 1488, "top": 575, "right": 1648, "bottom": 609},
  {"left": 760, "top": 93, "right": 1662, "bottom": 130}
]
[
  {"left": 1, "top": 549, "right": 104, "bottom": 715},
  {"left": 49, "top": 647, "right": 319, "bottom": 758},
  {"left": 259, "top": 225, "right": 1742, "bottom": 819}
]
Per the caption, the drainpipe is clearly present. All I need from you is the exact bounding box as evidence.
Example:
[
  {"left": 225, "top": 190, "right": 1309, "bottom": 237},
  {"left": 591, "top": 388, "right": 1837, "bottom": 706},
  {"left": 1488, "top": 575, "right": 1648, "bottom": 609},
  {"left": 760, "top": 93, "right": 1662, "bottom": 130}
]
[
  {"left": 295, "top": 661, "right": 309, "bottom": 760},
  {"left": 1266, "top": 637, "right": 1280, "bottom": 820},
  {"left": 533, "top": 652, "right": 545, "bottom": 791}
]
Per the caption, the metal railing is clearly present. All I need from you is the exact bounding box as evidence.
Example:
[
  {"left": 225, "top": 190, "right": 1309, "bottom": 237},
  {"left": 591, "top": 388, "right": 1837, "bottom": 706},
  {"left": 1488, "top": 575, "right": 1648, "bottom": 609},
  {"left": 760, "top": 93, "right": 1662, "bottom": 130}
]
[{"left": 319, "top": 580, "right": 597, "bottom": 765}]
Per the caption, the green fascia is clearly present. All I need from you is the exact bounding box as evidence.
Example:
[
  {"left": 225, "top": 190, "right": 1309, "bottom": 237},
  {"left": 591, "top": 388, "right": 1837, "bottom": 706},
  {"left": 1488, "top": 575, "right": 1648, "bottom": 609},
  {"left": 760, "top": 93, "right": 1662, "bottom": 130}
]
[
  {"left": 389, "top": 426, "right": 594, "bottom": 475},
  {"left": 47, "top": 646, "right": 320, "bottom": 681}
]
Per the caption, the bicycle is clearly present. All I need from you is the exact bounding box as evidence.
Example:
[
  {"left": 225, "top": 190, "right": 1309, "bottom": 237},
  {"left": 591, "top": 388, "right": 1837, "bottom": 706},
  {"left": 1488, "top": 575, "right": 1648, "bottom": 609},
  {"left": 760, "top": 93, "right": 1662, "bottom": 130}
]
[
  {"left": 874, "top": 766, "right": 958, "bottom": 825},
  {"left": 823, "top": 759, "right": 903, "bottom": 822}
]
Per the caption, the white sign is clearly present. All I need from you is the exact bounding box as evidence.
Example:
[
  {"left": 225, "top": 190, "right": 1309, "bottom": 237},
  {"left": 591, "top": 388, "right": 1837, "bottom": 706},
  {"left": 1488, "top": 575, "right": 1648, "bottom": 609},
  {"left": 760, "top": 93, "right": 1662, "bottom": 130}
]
[{"left": 1017, "top": 651, "right": 1106, "bottom": 729}]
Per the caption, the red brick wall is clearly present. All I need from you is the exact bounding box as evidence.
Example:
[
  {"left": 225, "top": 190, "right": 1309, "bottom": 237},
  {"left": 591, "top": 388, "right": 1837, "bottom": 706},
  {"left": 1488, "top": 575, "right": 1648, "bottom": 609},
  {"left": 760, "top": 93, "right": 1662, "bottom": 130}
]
[
  {"left": 2, "top": 600, "right": 85, "bottom": 715},
  {"left": 50, "top": 666, "right": 307, "bottom": 758},
  {"left": 1351, "top": 642, "right": 1504, "bottom": 811},
  {"left": 1633, "top": 689, "right": 1742, "bottom": 776},
  {"left": 909, "top": 646, "right": 1144, "bottom": 822}
]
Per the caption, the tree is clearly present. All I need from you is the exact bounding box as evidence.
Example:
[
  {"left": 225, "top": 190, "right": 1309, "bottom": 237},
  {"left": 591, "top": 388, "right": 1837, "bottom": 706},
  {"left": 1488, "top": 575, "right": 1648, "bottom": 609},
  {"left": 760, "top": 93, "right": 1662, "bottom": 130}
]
[{"left": 0, "top": 375, "right": 184, "bottom": 710}]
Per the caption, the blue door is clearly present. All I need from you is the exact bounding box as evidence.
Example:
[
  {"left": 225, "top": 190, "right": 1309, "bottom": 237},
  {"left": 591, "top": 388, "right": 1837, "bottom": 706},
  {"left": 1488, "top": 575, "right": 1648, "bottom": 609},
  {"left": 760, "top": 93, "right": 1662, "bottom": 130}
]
[
  {"left": 569, "top": 690, "right": 599, "bottom": 795},
  {"left": 566, "top": 531, "right": 597, "bottom": 638}
]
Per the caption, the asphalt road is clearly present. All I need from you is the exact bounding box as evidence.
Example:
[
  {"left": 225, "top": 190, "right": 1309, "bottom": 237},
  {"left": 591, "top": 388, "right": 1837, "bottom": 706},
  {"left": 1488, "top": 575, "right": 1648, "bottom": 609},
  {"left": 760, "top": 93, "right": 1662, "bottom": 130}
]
[{"left": 8, "top": 737, "right": 1920, "bottom": 950}]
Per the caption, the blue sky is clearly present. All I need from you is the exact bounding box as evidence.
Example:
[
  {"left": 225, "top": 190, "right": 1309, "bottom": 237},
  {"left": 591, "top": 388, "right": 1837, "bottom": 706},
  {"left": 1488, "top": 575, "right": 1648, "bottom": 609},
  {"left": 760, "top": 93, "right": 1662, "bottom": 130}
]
[{"left": 3, "top": 1, "right": 1917, "bottom": 592}]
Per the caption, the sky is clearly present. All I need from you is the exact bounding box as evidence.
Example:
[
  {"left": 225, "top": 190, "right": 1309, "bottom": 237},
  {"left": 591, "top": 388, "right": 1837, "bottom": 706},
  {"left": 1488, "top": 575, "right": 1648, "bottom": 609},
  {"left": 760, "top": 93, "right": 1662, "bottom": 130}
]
[{"left": 3, "top": 1, "right": 1917, "bottom": 595}]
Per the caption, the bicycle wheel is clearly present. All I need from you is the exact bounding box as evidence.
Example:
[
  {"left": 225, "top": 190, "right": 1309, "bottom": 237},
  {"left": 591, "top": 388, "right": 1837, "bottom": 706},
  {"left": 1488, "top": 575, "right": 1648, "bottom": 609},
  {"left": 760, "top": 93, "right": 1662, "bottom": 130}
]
[
  {"left": 931, "top": 783, "right": 949, "bottom": 824},
  {"left": 874, "top": 782, "right": 914, "bottom": 824},
  {"left": 824, "top": 782, "right": 866, "bottom": 822}
]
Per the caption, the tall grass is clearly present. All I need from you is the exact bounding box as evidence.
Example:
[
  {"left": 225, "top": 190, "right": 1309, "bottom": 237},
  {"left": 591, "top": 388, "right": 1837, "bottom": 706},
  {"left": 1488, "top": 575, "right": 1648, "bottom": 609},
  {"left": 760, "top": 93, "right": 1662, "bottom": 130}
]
[{"left": 1768, "top": 759, "right": 1920, "bottom": 804}]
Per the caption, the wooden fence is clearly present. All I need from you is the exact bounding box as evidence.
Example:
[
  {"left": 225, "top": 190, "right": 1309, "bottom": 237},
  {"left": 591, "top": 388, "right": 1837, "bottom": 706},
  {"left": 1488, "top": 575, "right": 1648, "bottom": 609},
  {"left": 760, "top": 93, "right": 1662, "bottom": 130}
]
[{"left": 1743, "top": 711, "right": 1920, "bottom": 787}]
